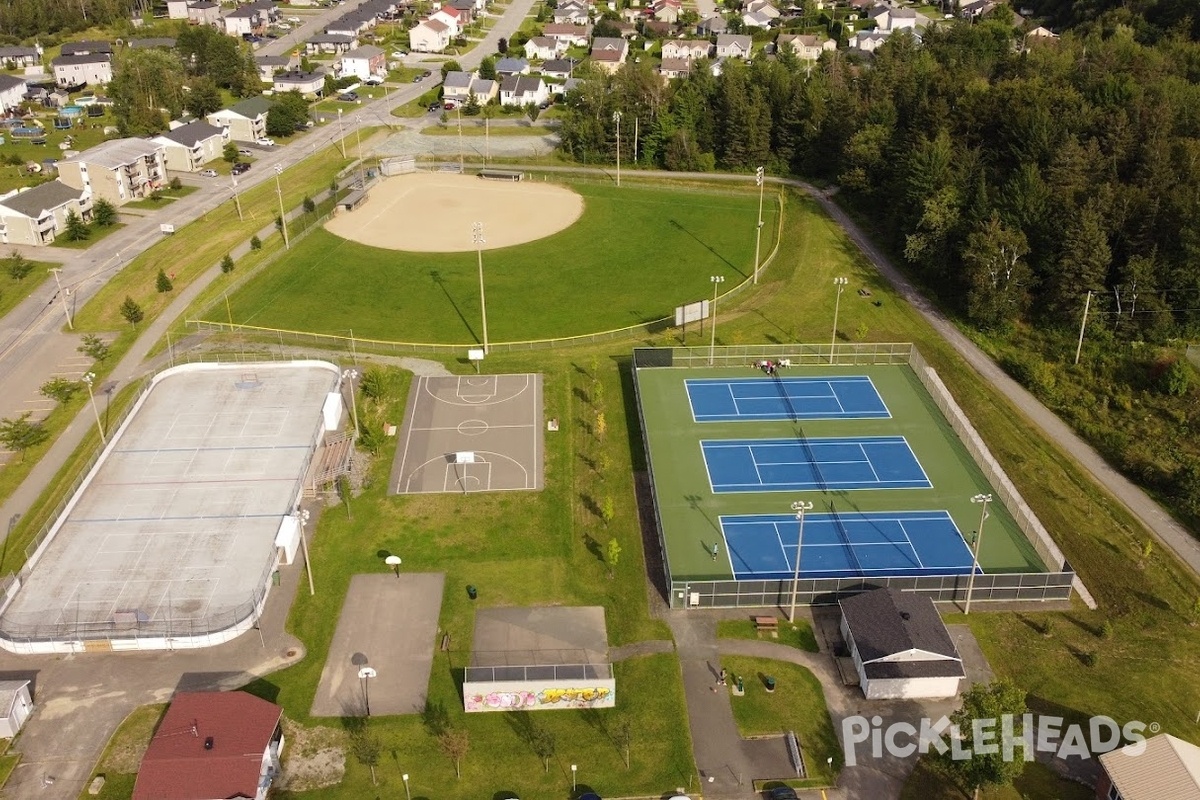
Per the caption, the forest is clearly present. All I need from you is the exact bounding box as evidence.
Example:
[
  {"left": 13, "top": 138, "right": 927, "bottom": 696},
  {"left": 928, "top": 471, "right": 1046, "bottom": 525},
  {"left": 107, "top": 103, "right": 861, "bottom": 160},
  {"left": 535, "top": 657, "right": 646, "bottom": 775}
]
[
  {"left": 0, "top": 0, "right": 142, "bottom": 42},
  {"left": 557, "top": 14, "right": 1200, "bottom": 525}
]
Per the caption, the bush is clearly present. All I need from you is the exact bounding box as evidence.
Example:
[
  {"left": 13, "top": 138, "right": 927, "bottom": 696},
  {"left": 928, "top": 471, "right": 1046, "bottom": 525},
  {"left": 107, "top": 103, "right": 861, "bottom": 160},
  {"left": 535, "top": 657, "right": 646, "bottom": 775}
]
[
  {"left": 303, "top": 196, "right": 316, "bottom": 213},
  {"left": 220, "top": 254, "right": 234, "bottom": 273},
  {"left": 1160, "top": 359, "right": 1191, "bottom": 396},
  {"left": 250, "top": 235, "right": 262, "bottom": 250},
  {"left": 78, "top": 334, "right": 110, "bottom": 361},
  {"left": 169, "top": 176, "right": 183, "bottom": 191}
]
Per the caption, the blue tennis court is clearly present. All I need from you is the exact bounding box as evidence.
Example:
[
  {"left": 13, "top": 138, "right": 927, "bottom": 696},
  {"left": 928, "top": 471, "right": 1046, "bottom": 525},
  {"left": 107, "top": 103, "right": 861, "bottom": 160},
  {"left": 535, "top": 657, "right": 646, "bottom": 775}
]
[
  {"left": 702, "top": 436, "right": 931, "bottom": 493},
  {"left": 686, "top": 376, "right": 890, "bottom": 422},
  {"left": 720, "top": 510, "right": 978, "bottom": 580}
]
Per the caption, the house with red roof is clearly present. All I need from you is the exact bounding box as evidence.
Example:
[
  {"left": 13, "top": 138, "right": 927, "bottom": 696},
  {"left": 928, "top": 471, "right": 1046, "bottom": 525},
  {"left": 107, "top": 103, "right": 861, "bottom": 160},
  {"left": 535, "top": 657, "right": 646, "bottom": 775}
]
[
  {"left": 131, "top": 691, "right": 284, "bottom": 800},
  {"left": 430, "top": 4, "right": 463, "bottom": 35}
]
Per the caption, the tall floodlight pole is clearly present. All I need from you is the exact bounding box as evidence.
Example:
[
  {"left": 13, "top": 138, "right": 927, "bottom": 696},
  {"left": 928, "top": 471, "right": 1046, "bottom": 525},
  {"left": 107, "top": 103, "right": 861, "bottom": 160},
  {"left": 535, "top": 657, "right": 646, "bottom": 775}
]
[
  {"left": 342, "top": 368, "right": 360, "bottom": 439},
  {"left": 231, "top": 177, "right": 243, "bottom": 221},
  {"left": 830, "top": 276, "right": 848, "bottom": 363},
  {"left": 612, "top": 110, "right": 622, "bottom": 187},
  {"left": 457, "top": 104, "right": 464, "bottom": 173},
  {"left": 274, "top": 164, "right": 290, "bottom": 250},
  {"left": 402, "top": 774, "right": 411, "bottom": 800},
  {"left": 708, "top": 275, "right": 725, "bottom": 366},
  {"left": 337, "top": 108, "right": 347, "bottom": 158},
  {"left": 965, "top": 494, "right": 992, "bottom": 614},
  {"left": 355, "top": 123, "right": 364, "bottom": 185},
  {"left": 82, "top": 371, "right": 105, "bottom": 444},
  {"left": 298, "top": 508, "right": 315, "bottom": 596},
  {"left": 753, "top": 166, "right": 765, "bottom": 284},
  {"left": 49, "top": 268, "right": 73, "bottom": 330},
  {"left": 788, "top": 500, "right": 813, "bottom": 623},
  {"left": 473, "top": 222, "right": 489, "bottom": 354}
]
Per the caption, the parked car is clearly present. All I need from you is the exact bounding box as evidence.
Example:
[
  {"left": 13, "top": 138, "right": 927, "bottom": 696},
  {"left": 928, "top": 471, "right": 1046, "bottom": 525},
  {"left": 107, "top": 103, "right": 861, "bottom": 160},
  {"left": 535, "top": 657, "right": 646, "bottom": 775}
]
[
  {"left": 199, "top": 168, "right": 218, "bottom": 177},
  {"left": 427, "top": 101, "right": 441, "bottom": 112},
  {"left": 237, "top": 147, "right": 253, "bottom": 156},
  {"left": 232, "top": 162, "right": 251, "bottom": 175},
  {"left": 364, "top": 77, "right": 383, "bottom": 86},
  {"left": 287, "top": 15, "right": 301, "bottom": 22},
  {"left": 391, "top": 50, "right": 407, "bottom": 57},
  {"left": 443, "top": 100, "right": 457, "bottom": 110},
  {"left": 338, "top": 92, "right": 358, "bottom": 102},
  {"left": 421, "top": 70, "right": 432, "bottom": 78},
  {"left": 255, "top": 137, "right": 275, "bottom": 147},
  {"left": 765, "top": 787, "right": 798, "bottom": 800}
]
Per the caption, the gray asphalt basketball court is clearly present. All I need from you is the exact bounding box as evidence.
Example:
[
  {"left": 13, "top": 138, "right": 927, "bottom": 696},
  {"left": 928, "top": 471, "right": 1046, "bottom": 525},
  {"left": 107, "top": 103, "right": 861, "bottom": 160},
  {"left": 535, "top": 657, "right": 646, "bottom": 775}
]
[
  {"left": 0, "top": 362, "right": 338, "bottom": 643},
  {"left": 311, "top": 573, "right": 445, "bottom": 717},
  {"left": 389, "top": 374, "right": 544, "bottom": 495}
]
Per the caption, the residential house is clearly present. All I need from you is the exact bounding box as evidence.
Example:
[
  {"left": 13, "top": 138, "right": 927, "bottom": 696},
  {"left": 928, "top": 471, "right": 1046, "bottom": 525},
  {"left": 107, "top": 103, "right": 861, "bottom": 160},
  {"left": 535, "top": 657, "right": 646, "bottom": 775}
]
[
  {"left": 696, "top": 14, "right": 728, "bottom": 35},
  {"left": 207, "top": 95, "right": 272, "bottom": 142},
  {"left": 1096, "top": 733, "right": 1200, "bottom": 800},
  {"left": 449, "top": 0, "right": 477, "bottom": 21},
  {"left": 60, "top": 41, "right": 112, "bottom": 57},
  {"left": 58, "top": 138, "right": 167, "bottom": 205},
  {"left": 337, "top": 45, "right": 386, "bottom": 80},
  {"left": 714, "top": 33, "right": 752, "bottom": 59},
  {"left": 540, "top": 58, "right": 575, "bottom": 78},
  {"left": 306, "top": 33, "right": 357, "bottom": 55},
  {"left": 495, "top": 57, "right": 531, "bottom": 76},
  {"left": 959, "top": 0, "right": 996, "bottom": 19},
  {"left": 868, "top": 5, "right": 917, "bottom": 31},
  {"left": 741, "top": 9, "right": 774, "bottom": 27},
  {"left": 0, "top": 45, "right": 41, "bottom": 69},
  {"left": 128, "top": 37, "right": 177, "bottom": 49},
  {"left": 589, "top": 37, "right": 628, "bottom": 73},
  {"left": 152, "top": 121, "right": 227, "bottom": 173},
  {"left": 744, "top": 0, "right": 779, "bottom": 21},
  {"left": 650, "top": 0, "right": 682, "bottom": 23},
  {"left": 131, "top": 691, "right": 285, "bottom": 800},
  {"left": 0, "top": 181, "right": 93, "bottom": 246},
  {"left": 619, "top": 7, "right": 642, "bottom": 23},
  {"left": 430, "top": 5, "right": 463, "bottom": 35},
  {"left": 409, "top": 19, "right": 452, "bottom": 52},
  {"left": 498, "top": 75, "right": 549, "bottom": 107},
  {"left": 470, "top": 78, "right": 498, "bottom": 103},
  {"left": 656, "top": 57, "right": 691, "bottom": 80},
  {"left": 442, "top": 70, "right": 478, "bottom": 104},
  {"left": 543, "top": 23, "right": 592, "bottom": 47},
  {"left": 325, "top": 11, "right": 377, "bottom": 37},
  {"left": 644, "top": 19, "right": 673, "bottom": 36},
  {"left": 272, "top": 69, "right": 325, "bottom": 95},
  {"left": 851, "top": 30, "right": 890, "bottom": 51},
  {"left": 613, "top": 20, "right": 637, "bottom": 37},
  {"left": 776, "top": 33, "right": 835, "bottom": 61},
  {"left": 839, "top": 588, "right": 965, "bottom": 700},
  {"left": 848, "top": 0, "right": 873, "bottom": 9},
  {"left": 661, "top": 39, "right": 711, "bottom": 60},
  {"left": 188, "top": 0, "right": 222, "bottom": 26},
  {"left": 553, "top": 0, "right": 590, "bottom": 25},
  {"left": 524, "top": 36, "right": 563, "bottom": 61},
  {"left": 0, "top": 75, "right": 27, "bottom": 114},
  {"left": 255, "top": 55, "right": 291, "bottom": 82},
  {"left": 166, "top": 0, "right": 193, "bottom": 19},
  {"left": 222, "top": 5, "right": 266, "bottom": 37},
  {"left": 1027, "top": 25, "right": 1059, "bottom": 39},
  {"left": 0, "top": 680, "right": 33, "bottom": 737},
  {"left": 51, "top": 54, "right": 112, "bottom": 88}
]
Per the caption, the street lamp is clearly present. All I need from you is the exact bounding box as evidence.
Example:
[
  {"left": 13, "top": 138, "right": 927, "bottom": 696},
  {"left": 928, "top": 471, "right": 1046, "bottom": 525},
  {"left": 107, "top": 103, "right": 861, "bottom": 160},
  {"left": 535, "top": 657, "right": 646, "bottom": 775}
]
[
  {"left": 231, "top": 177, "right": 243, "bottom": 221},
  {"left": 753, "top": 166, "right": 765, "bottom": 284},
  {"left": 788, "top": 500, "right": 813, "bottom": 623},
  {"left": 473, "top": 222, "right": 489, "bottom": 354},
  {"left": 612, "top": 110, "right": 622, "bottom": 187},
  {"left": 708, "top": 275, "right": 725, "bottom": 365},
  {"left": 49, "top": 268, "right": 73, "bottom": 330},
  {"left": 830, "top": 276, "right": 848, "bottom": 363},
  {"left": 81, "top": 372, "right": 106, "bottom": 444},
  {"left": 297, "top": 508, "right": 315, "bottom": 596},
  {"left": 358, "top": 665, "right": 377, "bottom": 716},
  {"left": 337, "top": 108, "right": 347, "bottom": 158},
  {"left": 571, "top": 764, "right": 577, "bottom": 792},
  {"left": 342, "top": 369, "right": 359, "bottom": 439},
  {"left": 274, "top": 164, "right": 289, "bottom": 250},
  {"left": 401, "top": 773, "right": 411, "bottom": 800},
  {"left": 965, "top": 494, "right": 992, "bottom": 614}
]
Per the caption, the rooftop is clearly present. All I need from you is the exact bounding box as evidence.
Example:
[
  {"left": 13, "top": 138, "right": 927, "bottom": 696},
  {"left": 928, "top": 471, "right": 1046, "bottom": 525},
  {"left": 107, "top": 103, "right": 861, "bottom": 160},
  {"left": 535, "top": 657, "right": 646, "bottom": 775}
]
[
  {"left": 840, "top": 587, "right": 960, "bottom": 662},
  {"left": 1100, "top": 733, "right": 1200, "bottom": 800},
  {"left": 155, "top": 120, "right": 225, "bottom": 147},
  {"left": 63, "top": 138, "right": 161, "bottom": 169},
  {"left": 0, "top": 180, "right": 83, "bottom": 218}
]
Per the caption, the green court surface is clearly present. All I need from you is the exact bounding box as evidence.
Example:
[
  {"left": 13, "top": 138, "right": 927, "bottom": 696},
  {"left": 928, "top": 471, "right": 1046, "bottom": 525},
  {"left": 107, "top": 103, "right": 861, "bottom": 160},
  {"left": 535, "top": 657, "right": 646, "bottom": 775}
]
[
  {"left": 217, "top": 180, "right": 778, "bottom": 343},
  {"left": 636, "top": 363, "right": 1045, "bottom": 582}
]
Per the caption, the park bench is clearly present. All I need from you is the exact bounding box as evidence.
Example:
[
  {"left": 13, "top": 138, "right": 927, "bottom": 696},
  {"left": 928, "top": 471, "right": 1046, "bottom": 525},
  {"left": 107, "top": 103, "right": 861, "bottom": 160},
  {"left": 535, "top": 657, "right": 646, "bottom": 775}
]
[{"left": 754, "top": 615, "right": 778, "bottom": 633}]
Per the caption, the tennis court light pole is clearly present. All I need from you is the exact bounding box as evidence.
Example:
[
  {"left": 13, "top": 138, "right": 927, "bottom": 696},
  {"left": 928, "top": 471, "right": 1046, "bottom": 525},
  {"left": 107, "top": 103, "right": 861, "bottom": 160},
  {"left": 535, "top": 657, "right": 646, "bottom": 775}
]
[
  {"left": 473, "top": 222, "right": 489, "bottom": 354},
  {"left": 788, "top": 500, "right": 813, "bottom": 623},
  {"left": 342, "top": 369, "right": 360, "bottom": 439},
  {"left": 612, "top": 110, "right": 622, "bottom": 187},
  {"left": 830, "top": 276, "right": 848, "bottom": 364},
  {"left": 753, "top": 166, "right": 765, "bottom": 284},
  {"left": 298, "top": 508, "right": 315, "bottom": 596},
  {"left": 82, "top": 371, "right": 106, "bottom": 445},
  {"left": 965, "top": 493, "right": 992, "bottom": 614},
  {"left": 708, "top": 275, "right": 725, "bottom": 365}
]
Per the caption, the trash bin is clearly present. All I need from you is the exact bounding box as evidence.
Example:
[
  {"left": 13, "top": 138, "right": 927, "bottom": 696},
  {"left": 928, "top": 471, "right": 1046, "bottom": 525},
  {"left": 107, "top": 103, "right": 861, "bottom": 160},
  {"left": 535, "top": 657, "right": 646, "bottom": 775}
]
[
  {"left": 467, "top": 585, "right": 477, "bottom": 600},
  {"left": 736, "top": 676, "right": 745, "bottom": 693},
  {"left": 765, "top": 676, "right": 776, "bottom": 692}
]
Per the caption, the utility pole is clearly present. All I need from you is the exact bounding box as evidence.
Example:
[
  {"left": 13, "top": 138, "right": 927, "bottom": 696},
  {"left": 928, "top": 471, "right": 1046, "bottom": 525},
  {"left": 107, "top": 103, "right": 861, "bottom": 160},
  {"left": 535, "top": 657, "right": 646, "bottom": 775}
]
[
  {"left": 1074, "top": 290, "right": 1092, "bottom": 365},
  {"left": 49, "top": 268, "right": 73, "bottom": 330},
  {"left": 612, "top": 111, "right": 622, "bottom": 187},
  {"left": 231, "top": 177, "right": 243, "bottom": 221}
]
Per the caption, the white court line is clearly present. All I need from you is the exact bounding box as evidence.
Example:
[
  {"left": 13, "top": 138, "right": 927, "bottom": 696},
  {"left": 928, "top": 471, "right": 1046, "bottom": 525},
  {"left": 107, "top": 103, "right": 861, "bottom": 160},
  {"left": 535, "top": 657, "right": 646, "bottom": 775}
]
[
  {"left": 857, "top": 442, "right": 882, "bottom": 482},
  {"left": 829, "top": 380, "right": 847, "bottom": 413},
  {"left": 745, "top": 445, "right": 766, "bottom": 485},
  {"left": 897, "top": 521, "right": 926, "bottom": 568},
  {"left": 395, "top": 376, "right": 424, "bottom": 489},
  {"left": 421, "top": 423, "right": 536, "bottom": 432},
  {"left": 773, "top": 522, "right": 793, "bottom": 573}
]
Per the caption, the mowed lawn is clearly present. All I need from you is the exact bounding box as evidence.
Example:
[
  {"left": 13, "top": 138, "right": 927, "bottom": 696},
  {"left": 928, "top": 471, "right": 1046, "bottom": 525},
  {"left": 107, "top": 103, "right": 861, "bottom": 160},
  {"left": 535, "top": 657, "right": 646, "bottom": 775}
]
[{"left": 219, "top": 180, "right": 778, "bottom": 343}]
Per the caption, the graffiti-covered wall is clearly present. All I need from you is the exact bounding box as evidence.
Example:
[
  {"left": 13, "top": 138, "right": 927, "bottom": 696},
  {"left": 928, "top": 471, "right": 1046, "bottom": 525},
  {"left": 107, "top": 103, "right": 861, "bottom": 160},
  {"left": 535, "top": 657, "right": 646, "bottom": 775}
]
[{"left": 463, "top": 678, "right": 616, "bottom": 712}]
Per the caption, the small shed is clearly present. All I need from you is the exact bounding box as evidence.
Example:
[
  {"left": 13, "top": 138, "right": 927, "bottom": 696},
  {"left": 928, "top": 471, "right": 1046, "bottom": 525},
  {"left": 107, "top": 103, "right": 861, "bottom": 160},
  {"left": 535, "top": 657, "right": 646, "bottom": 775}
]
[
  {"left": 0, "top": 680, "right": 33, "bottom": 738},
  {"left": 839, "top": 587, "right": 964, "bottom": 700}
]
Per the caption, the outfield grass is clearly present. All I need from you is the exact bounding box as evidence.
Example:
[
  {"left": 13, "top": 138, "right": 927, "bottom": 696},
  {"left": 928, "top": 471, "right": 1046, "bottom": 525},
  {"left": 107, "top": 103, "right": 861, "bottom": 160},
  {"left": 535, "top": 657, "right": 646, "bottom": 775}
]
[
  {"left": 720, "top": 656, "right": 840, "bottom": 787},
  {"left": 52, "top": 222, "right": 125, "bottom": 249},
  {"left": 717, "top": 618, "right": 820, "bottom": 653},
  {"left": 419, "top": 124, "right": 557, "bottom": 137},
  {"left": 217, "top": 180, "right": 780, "bottom": 343}
]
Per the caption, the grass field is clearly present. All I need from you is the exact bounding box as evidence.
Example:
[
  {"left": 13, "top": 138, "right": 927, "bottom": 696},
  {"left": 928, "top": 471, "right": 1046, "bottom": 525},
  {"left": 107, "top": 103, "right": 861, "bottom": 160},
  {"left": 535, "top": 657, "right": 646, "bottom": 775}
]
[
  {"left": 0, "top": 262, "right": 52, "bottom": 322},
  {"left": 900, "top": 753, "right": 1091, "bottom": 800},
  {"left": 635, "top": 363, "right": 1042, "bottom": 582},
  {"left": 79, "top": 703, "right": 167, "bottom": 799},
  {"left": 215, "top": 179, "right": 780, "bottom": 343},
  {"left": 717, "top": 617, "right": 820, "bottom": 652}
]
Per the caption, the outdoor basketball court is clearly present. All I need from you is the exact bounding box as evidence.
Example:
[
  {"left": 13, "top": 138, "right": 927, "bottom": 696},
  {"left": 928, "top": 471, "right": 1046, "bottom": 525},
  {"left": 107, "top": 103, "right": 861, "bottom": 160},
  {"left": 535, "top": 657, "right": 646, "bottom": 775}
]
[
  {"left": 389, "top": 374, "right": 544, "bottom": 495},
  {"left": 719, "top": 510, "right": 977, "bottom": 580},
  {"left": 686, "top": 375, "right": 891, "bottom": 422},
  {"left": 0, "top": 362, "right": 338, "bottom": 648},
  {"left": 701, "top": 436, "right": 932, "bottom": 493},
  {"left": 323, "top": 172, "right": 584, "bottom": 252}
]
